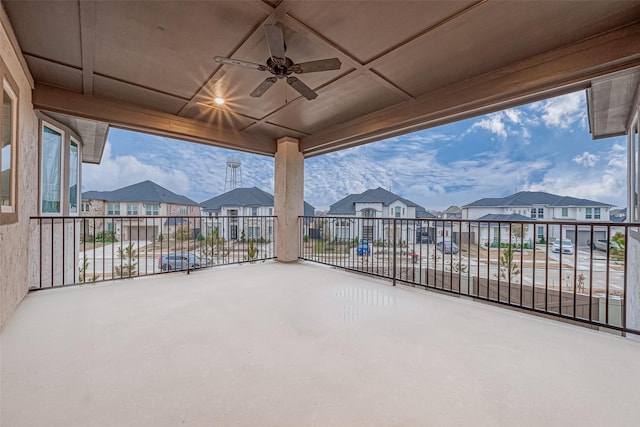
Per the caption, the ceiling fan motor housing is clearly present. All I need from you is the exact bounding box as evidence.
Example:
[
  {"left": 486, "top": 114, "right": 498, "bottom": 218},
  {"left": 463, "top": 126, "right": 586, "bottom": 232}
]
[{"left": 267, "top": 57, "right": 294, "bottom": 79}]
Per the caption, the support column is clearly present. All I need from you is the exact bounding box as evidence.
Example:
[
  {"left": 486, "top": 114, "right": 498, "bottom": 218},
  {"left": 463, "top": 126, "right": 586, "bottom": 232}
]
[{"left": 274, "top": 137, "right": 304, "bottom": 262}]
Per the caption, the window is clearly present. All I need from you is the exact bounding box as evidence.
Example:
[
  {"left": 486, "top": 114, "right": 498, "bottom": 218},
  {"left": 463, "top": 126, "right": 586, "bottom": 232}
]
[
  {"left": 537, "top": 208, "right": 544, "bottom": 218},
  {"left": 41, "top": 126, "right": 62, "bottom": 213},
  {"left": 146, "top": 203, "right": 159, "bottom": 215},
  {"left": 69, "top": 141, "right": 79, "bottom": 213},
  {"left": 107, "top": 203, "right": 120, "bottom": 215},
  {"left": 268, "top": 207, "right": 273, "bottom": 216},
  {"left": 530, "top": 208, "right": 537, "bottom": 219},
  {"left": 1, "top": 80, "right": 17, "bottom": 224},
  {"left": 594, "top": 207, "right": 601, "bottom": 219},
  {"left": 81, "top": 202, "right": 90, "bottom": 212},
  {"left": 248, "top": 226, "right": 260, "bottom": 238},
  {"left": 537, "top": 226, "right": 544, "bottom": 240},
  {"left": 127, "top": 203, "right": 138, "bottom": 215},
  {"left": 179, "top": 205, "right": 188, "bottom": 215},
  {"left": 39, "top": 120, "right": 82, "bottom": 216},
  {"left": 561, "top": 208, "right": 568, "bottom": 217},
  {"left": 585, "top": 208, "right": 592, "bottom": 219},
  {"left": 252, "top": 207, "right": 258, "bottom": 216},
  {"left": 362, "top": 208, "right": 376, "bottom": 218},
  {"left": 395, "top": 206, "right": 401, "bottom": 218}
]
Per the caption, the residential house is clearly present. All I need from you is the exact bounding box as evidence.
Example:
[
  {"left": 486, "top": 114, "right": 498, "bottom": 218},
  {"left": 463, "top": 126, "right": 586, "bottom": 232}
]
[
  {"left": 462, "top": 191, "right": 614, "bottom": 246},
  {"left": 82, "top": 180, "right": 200, "bottom": 241},
  {"left": 441, "top": 205, "right": 462, "bottom": 219},
  {"left": 327, "top": 187, "right": 438, "bottom": 243},
  {"left": 200, "top": 187, "right": 314, "bottom": 241}
]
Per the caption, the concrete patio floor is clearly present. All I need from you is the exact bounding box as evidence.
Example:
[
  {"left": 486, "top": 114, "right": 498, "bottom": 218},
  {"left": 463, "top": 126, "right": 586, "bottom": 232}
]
[{"left": 2, "top": 262, "right": 639, "bottom": 426}]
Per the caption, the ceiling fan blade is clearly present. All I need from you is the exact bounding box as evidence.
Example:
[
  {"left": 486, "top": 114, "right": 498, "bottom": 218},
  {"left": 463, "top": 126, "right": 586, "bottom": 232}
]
[
  {"left": 292, "top": 58, "right": 342, "bottom": 74},
  {"left": 214, "top": 56, "right": 266, "bottom": 71},
  {"left": 264, "top": 24, "right": 286, "bottom": 65},
  {"left": 250, "top": 77, "right": 277, "bottom": 98},
  {"left": 286, "top": 77, "right": 317, "bottom": 100}
]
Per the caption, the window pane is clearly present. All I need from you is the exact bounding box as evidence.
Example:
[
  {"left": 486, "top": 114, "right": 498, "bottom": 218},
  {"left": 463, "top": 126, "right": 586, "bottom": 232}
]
[
  {"left": 41, "top": 126, "right": 62, "bottom": 213},
  {"left": 1, "top": 89, "right": 12, "bottom": 207},
  {"left": 69, "top": 142, "right": 78, "bottom": 213}
]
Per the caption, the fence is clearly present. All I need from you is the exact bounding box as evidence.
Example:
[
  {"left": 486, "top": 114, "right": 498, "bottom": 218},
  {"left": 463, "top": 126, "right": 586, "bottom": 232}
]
[
  {"left": 30, "top": 215, "right": 276, "bottom": 289},
  {"left": 300, "top": 216, "right": 639, "bottom": 335}
]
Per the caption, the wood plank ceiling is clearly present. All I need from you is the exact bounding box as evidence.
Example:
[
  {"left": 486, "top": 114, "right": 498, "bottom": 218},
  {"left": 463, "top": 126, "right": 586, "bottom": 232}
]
[{"left": 4, "top": 0, "right": 640, "bottom": 159}]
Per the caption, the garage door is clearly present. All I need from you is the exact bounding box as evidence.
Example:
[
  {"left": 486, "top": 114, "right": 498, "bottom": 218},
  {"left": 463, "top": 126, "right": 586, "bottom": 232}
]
[
  {"left": 566, "top": 229, "right": 607, "bottom": 246},
  {"left": 129, "top": 226, "right": 157, "bottom": 242}
]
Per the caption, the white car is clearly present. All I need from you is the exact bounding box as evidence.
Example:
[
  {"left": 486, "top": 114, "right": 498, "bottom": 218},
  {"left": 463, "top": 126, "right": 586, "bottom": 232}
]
[
  {"left": 552, "top": 239, "right": 574, "bottom": 254},
  {"left": 593, "top": 239, "right": 620, "bottom": 251}
]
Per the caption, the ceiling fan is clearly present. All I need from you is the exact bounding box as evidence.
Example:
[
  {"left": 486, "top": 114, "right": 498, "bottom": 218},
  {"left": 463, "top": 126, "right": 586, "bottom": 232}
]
[{"left": 214, "top": 24, "right": 341, "bottom": 100}]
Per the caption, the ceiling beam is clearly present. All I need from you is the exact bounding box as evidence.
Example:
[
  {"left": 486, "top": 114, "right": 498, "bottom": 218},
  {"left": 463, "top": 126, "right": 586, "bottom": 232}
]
[
  {"left": 78, "top": 0, "right": 96, "bottom": 95},
  {"left": 301, "top": 23, "right": 640, "bottom": 157},
  {"left": 33, "top": 84, "right": 276, "bottom": 156}
]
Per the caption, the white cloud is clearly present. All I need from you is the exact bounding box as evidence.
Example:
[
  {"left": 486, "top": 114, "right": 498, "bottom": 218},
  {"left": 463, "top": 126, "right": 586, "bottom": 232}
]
[
  {"left": 525, "top": 144, "right": 626, "bottom": 207},
  {"left": 82, "top": 138, "right": 275, "bottom": 203},
  {"left": 305, "top": 142, "right": 553, "bottom": 211},
  {"left": 83, "top": 142, "right": 191, "bottom": 195},
  {"left": 572, "top": 151, "right": 599, "bottom": 167},
  {"left": 470, "top": 113, "right": 508, "bottom": 139},
  {"left": 532, "top": 92, "right": 585, "bottom": 130}
]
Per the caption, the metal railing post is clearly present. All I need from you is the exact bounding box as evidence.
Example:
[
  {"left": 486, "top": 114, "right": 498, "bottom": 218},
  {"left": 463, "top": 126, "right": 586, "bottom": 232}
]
[{"left": 393, "top": 218, "right": 397, "bottom": 286}]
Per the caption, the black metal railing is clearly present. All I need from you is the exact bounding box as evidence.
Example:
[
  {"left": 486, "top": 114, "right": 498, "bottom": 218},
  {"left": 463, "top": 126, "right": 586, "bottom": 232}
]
[
  {"left": 30, "top": 215, "right": 276, "bottom": 289},
  {"left": 300, "top": 216, "right": 640, "bottom": 335}
]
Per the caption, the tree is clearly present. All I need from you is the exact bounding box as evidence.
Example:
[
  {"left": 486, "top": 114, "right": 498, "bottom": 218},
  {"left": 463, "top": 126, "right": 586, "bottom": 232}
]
[
  {"left": 201, "top": 226, "right": 227, "bottom": 264},
  {"left": 511, "top": 223, "right": 528, "bottom": 247},
  {"left": 174, "top": 223, "right": 191, "bottom": 240},
  {"left": 115, "top": 243, "right": 138, "bottom": 278},
  {"left": 610, "top": 232, "right": 625, "bottom": 261},
  {"left": 78, "top": 254, "right": 99, "bottom": 283},
  {"left": 245, "top": 239, "right": 259, "bottom": 263},
  {"left": 498, "top": 247, "right": 520, "bottom": 281}
]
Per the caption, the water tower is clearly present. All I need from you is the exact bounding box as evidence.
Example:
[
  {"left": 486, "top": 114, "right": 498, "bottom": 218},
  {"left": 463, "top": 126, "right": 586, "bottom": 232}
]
[{"left": 224, "top": 157, "right": 243, "bottom": 191}]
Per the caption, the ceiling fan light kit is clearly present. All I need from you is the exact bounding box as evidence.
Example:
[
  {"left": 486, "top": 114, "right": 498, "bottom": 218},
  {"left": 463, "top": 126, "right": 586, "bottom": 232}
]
[{"left": 214, "top": 24, "right": 341, "bottom": 100}]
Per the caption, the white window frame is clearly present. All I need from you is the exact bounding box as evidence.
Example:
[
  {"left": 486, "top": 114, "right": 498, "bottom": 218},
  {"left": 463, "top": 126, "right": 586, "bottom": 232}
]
[
  {"left": 127, "top": 203, "right": 139, "bottom": 215},
  {"left": 561, "top": 207, "right": 568, "bottom": 217},
  {"left": 40, "top": 122, "right": 65, "bottom": 215},
  {"left": 1, "top": 79, "right": 17, "bottom": 219},
  {"left": 594, "top": 207, "right": 601, "bottom": 219},
  {"left": 146, "top": 203, "right": 159, "bottom": 216},
  {"left": 69, "top": 139, "right": 79, "bottom": 214},
  {"left": 585, "top": 207, "right": 592, "bottom": 219},
  {"left": 179, "top": 205, "right": 188, "bottom": 215},
  {"left": 107, "top": 203, "right": 120, "bottom": 215}
]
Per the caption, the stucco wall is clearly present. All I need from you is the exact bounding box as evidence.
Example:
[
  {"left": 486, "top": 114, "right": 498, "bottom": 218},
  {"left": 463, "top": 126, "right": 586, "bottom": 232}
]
[
  {"left": 0, "top": 12, "right": 38, "bottom": 328},
  {"left": 627, "top": 230, "right": 640, "bottom": 341}
]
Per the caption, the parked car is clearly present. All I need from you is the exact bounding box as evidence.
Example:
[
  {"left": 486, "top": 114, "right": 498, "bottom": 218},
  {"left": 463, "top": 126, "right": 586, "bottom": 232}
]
[
  {"left": 357, "top": 242, "right": 370, "bottom": 256},
  {"left": 552, "top": 239, "right": 574, "bottom": 254},
  {"left": 436, "top": 240, "right": 459, "bottom": 254},
  {"left": 593, "top": 239, "right": 620, "bottom": 251},
  {"left": 158, "top": 253, "right": 202, "bottom": 271}
]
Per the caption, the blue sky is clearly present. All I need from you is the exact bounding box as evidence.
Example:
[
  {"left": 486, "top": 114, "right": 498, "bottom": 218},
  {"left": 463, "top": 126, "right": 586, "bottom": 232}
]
[{"left": 83, "top": 90, "right": 627, "bottom": 211}]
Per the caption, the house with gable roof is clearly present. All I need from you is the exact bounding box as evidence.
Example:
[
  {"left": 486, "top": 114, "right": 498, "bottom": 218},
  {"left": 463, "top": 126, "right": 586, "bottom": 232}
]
[
  {"left": 200, "top": 187, "right": 315, "bottom": 241},
  {"left": 327, "top": 187, "right": 436, "bottom": 243},
  {"left": 82, "top": 180, "right": 200, "bottom": 241},
  {"left": 462, "top": 191, "right": 615, "bottom": 246}
]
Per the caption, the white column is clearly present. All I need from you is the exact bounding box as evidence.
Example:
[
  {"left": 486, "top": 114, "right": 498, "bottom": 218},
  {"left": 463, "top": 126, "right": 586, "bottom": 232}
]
[{"left": 274, "top": 137, "right": 304, "bottom": 262}]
